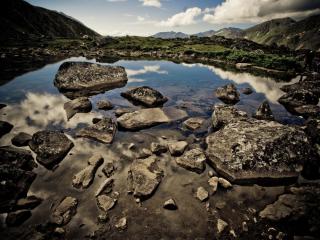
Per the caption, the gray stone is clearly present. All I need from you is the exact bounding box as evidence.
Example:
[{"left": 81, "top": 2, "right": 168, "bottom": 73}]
[
  {"left": 11, "top": 132, "right": 32, "bottom": 147},
  {"left": 217, "top": 219, "right": 228, "bottom": 234},
  {"left": 294, "top": 105, "right": 320, "bottom": 118},
  {"left": 150, "top": 142, "right": 168, "bottom": 155},
  {"left": 241, "top": 87, "right": 253, "bottom": 95},
  {"left": 64, "top": 97, "right": 92, "bottom": 120},
  {"left": 218, "top": 177, "right": 232, "bottom": 189},
  {"left": 176, "top": 148, "right": 206, "bottom": 174},
  {"left": 97, "top": 99, "right": 113, "bottom": 110},
  {"left": 168, "top": 141, "right": 188, "bottom": 156},
  {"left": 115, "top": 217, "right": 127, "bottom": 230},
  {"left": 208, "top": 177, "right": 219, "bottom": 194},
  {"left": 196, "top": 187, "right": 209, "bottom": 202},
  {"left": 114, "top": 108, "right": 134, "bottom": 117},
  {"left": 102, "top": 161, "right": 115, "bottom": 177},
  {"left": 183, "top": 117, "right": 205, "bottom": 130},
  {"left": 51, "top": 197, "right": 78, "bottom": 226},
  {"left": 163, "top": 198, "right": 178, "bottom": 210},
  {"left": 212, "top": 105, "right": 247, "bottom": 130},
  {"left": 214, "top": 84, "right": 240, "bottom": 105},
  {"left": 96, "top": 195, "right": 116, "bottom": 212},
  {"left": 95, "top": 178, "right": 114, "bottom": 197},
  {"left": 254, "top": 100, "right": 274, "bottom": 120},
  {"left": 0, "top": 146, "right": 37, "bottom": 171}
]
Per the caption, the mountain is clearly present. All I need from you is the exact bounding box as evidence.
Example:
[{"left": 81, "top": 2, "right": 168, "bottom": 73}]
[
  {"left": 152, "top": 31, "right": 189, "bottom": 39},
  {"left": 0, "top": 0, "right": 100, "bottom": 41},
  {"left": 193, "top": 30, "right": 216, "bottom": 38},
  {"left": 214, "top": 27, "right": 244, "bottom": 39}
]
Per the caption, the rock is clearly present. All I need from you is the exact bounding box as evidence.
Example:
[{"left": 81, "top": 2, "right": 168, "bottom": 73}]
[
  {"left": 196, "top": 187, "right": 209, "bottom": 202},
  {"left": 97, "top": 213, "right": 109, "bottom": 223},
  {"left": 96, "top": 195, "right": 116, "bottom": 212},
  {"left": 206, "top": 119, "right": 316, "bottom": 184},
  {"left": 168, "top": 141, "right": 188, "bottom": 156},
  {"left": 14, "top": 196, "right": 42, "bottom": 211},
  {"left": 241, "top": 87, "right": 253, "bottom": 95},
  {"left": 127, "top": 156, "right": 163, "bottom": 198},
  {"left": 217, "top": 219, "right": 228, "bottom": 234},
  {"left": 183, "top": 117, "right": 205, "bottom": 130},
  {"left": 254, "top": 100, "right": 274, "bottom": 120},
  {"left": 0, "top": 103, "right": 7, "bottom": 109},
  {"left": 218, "top": 178, "right": 232, "bottom": 189},
  {"left": 176, "top": 148, "right": 206, "bottom": 174},
  {"left": 54, "top": 62, "right": 128, "bottom": 99},
  {"left": 208, "top": 177, "right": 219, "bottom": 194},
  {"left": 0, "top": 146, "right": 37, "bottom": 171},
  {"left": 51, "top": 197, "right": 78, "bottom": 226},
  {"left": 150, "top": 142, "right": 168, "bottom": 155},
  {"left": 77, "top": 117, "right": 117, "bottom": 144},
  {"left": 72, "top": 154, "right": 104, "bottom": 189},
  {"left": 242, "top": 221, "right": 248, "bottom": 232},
  {"left": 92, "top": 117, "right": 102, "bottom": 124},
  {"left": 236, "top": 63, "right": 253, "bottom": 70},
  {"left": 114, "top": 108, "right": 133, "bottom": 117},
  {"left": 102, "top": 161, "right": 115, "bottom": 177},
  {"left": 163, "top": 198, "right": 178, "bottom": 210},
  {"left": 11, "top": 132, "right": 32, "bottom": 147},
  {"left": 117, "top": 107, "right": 187, "bottom": 131},
  {"left": 0, "top": 120, "right": 13, "bottom": 138},
  {"left": 115, "top": 217, "right": 127, "bottom": 230},
  {"left": 6, "top": 210, "right": 31, "bottom": 227},
  {"left": 29, "top": 131, "right": 74, "bottom": 169},
  {"left": 64, "top": 97, "right": 92, "bottom": 120},
  {"left": 212, "top": 105, "right": 247, "bottom": 130},
  {"left": 121, "top": 86, "right": 168, "bottom": 107},
  {"left": 293, "top": 105, "right": 320, "bottom": 118},
  {"left": 215, "top": 200, "right": 226, "bottom": 209},
  {"left": 214, "top": 84, "right": 240, "bottom": 105},
  {"left": 97, "top": 99, "right": 113, "bottom": 110},
  {"left": 95, "top": 178, "right": 114, "bottom": 197}
]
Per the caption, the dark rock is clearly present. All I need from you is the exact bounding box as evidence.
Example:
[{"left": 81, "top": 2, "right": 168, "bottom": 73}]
[
  {"left": 14, "top": 196, "right": 42, "bottom": 211},
  {"left": 29, "top": 131, "right": 74, "bottom": 169},
  {"left": 214, "top": 84, "right": 240, "bottom": 105},
  {"left": 51, "top": 196, "right": 78, "bottom": 226},
  {"left": 54, "top": 62, "right": 128, "bottom": 99},
  {"left": 11, "top": 132, "right": 32, "bottom": 147},
  {"left": 97, "top": 100, "right": 113, "bottom": 110},
  {"left": 241, "top": 87, "right": 253, "bottom": 95},
  {"left": 254, "top": 100, "right": 274, "bottom": 120},
  {"left": 121, "top": 86, "right": 168, "bottom": 107},
  {"left": 0, "top": 120, "right": 13, "bottom": 138},
  {"left": 63, "top": 97, "right": 92, "bottom": 120},
  {"left": 6, "top": 210, "right": 31, "bottom": 227},
  {"left": 212, "top": 105, "right": 247, "bottom": 130},
  {"left": 76, "top": 117, "right": 117, "bottom": 144},
  {"left": 150, "top": 142, "right": 168, "bottom": 155},
  {"left": 0, "top": 146, "right": 37, "bottom": 171},
  {"left": 92, "top": 117, "right": 102, "bottom": 124},
  {"left": 163, "top": 198, "right": 177, "bottom": 210},
  {"left": 114, "top": 108, "right": 134, "bottom": 117},
  {"left": 176, "top": 148, "right": 206, "bottom": 174},
  {"left": 0, "top": 103, "right": 7, "bottom": 109},
  {"left": 102, "top": 161, "right": 116, "bottom": 177},
  {"left": 294, "top": 105, "right": 320, "bottom": 119},
  {"left": 168, "top": 141, "right": 188, "bottom": 156}
]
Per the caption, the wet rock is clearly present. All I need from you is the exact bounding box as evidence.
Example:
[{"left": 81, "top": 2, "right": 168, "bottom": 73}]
[
  {"left": 127, "top": 156, "right": 163, "bottom": 198},
  {"left": 168, "top": 141, "right": 188, "bottom": 156},
  {"left": 137, "top": 148, "right": 153, "bottom": 159},
  {"left": 208, "top": 177, "right": 219, "bottom": 194},
  {"left": 117, "top": 107, "right": 187, "bottom": 131},
  {"left": 163, "top": 198, "right": 178, "bottom": 210},
  {"left": 14, "top": 196, "right": 42, "bottom": 211},
  {"left": 96, "top": 195, "right": 116, "bottom": 212},
  {"left": 215, "top": 200, "right": 226, "bottom": 210},
  {"left": 77, "top": 117, "right": 117, "bottom": 144},
  {"left": 0, "top": 146, "right": 37, "bottom": 171},
  {"left": 242, "top": 221, "right": 248, "bottom": 232},
  {"left": 0, "top": 120, "right": 13, "bottom": 138},
  {"left": 92, "top": 117, "right": 102, "bottom": 124},
  {"left": 0, "top": 103, "right": 7, "bottom": 109},
  {"left": 64, "top": 97, "right": 92, "bottom": 120},
  {"left": 102, "top": 161, "right": 115, "bottom": 177},
  {"left": 214, "top": 84, "right": 240, "bottom": 105},
  {"left": 97, "top": 99, "right": 113, "bottom": 110},
  {"left": 241, "top": 87, "right": 253, "bottom": 95},
  {"left": 6, "top": 210, "right": 31, "bottom": 227},
  {"left": 115, "top": 217, "right": 127, "bottom": 230},
  {"left": 54, "top": 62, "right": 128, "bottom": 99},
  {"left": 183, "top": 117, "right": 205, "bottom": 130},
  {"left": 150, "top": 142, "right": 167, "bottom": 155},
  {"left": 72, "top": 154, "right": 104, "bottom": 189},
  {"left": 254, "top": 100, "right": 274, "bottom": 120},
  {"left": 11, "top": 132, "right": 32, "bottom": 147},
  {"left": 217, "top": 219, "right": 228, "bottom": 234},
  {"left": 121, "top": 86, "right": 168, "bottom": 107},
  {"left": 293, "top": 105, "right": 320, "bottom": 119},
  {"left": 212, "top": 105, "right": 247, "bottom": 130},
  {"left": 97, "top": 213, "right": 109, "bottom": 223},
  {"left": 114, "top": 108, "right": 134, "bottom": 117},
  {"left": 51, "top": 196, "right": 78, "bottom": 226},
  {"left": 29, "top": 131, "right": 74, "bottom": 169},
  {"left": 208, "top": 170, "right": 215, "bottom": 177},
  {"left": 196, "top": 187, "right": 209, "bottom": 202},
  {"left": 206, "top": 119, "right": 315, "bottom": 184},
  {"left": 176, "top": 148, "right": 206, "bottom": 174},
  {"left": 218, "top": 177, "right": 232, "bottom": 189},
  {"left": 95, "top": 178, "right": 114, "bottom": 197}
]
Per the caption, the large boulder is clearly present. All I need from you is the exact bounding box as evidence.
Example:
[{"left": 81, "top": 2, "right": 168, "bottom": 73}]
[
  {"left": 0, "top": 146, "right": 37, "bottom": 171},
  {"left": 117, "top": 107, "right": 188, "bottom": 131},
  {"left": 11, "top": 132, "right": 32, "bottom": 147},
  {"left": 29, "top": 131, "right": 74, "bottom": 169},
  {"left": 214, "top": 84, "right": 240, "bottom": 105},
  {"left": 121, "top": 86, "right": 168, "bottom": 107},
  {"left": 212, "top": 105, "right": 247, "bottom": 130},
  {"left": 0, "top": 120, "right": 13, "bottom": 138},
  {"left": 54, "top": 62, "right": 128, "bottom": 99},
  {"left": 206, "top": 119, "right": 316, "bottom": 184},
  {"left": 64, "top": 97, "right": 92, "bottom": 120},
  {"left": 127, "top": 156, "right": 163, "bottom": 198},
  {"left": 76, "top": 117, "right": 117, "bottom": 144}
]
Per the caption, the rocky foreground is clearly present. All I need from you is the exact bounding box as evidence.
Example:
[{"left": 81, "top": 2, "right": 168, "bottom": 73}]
[{"left": 0, "top": 63, "right": 320, "bottom": 239}]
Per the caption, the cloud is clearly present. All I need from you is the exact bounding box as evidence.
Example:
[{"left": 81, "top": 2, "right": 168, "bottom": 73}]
[
  {"left": 139, "top": 0, "right": 162, "bottom": 8},
  {"left": 137, "top": 16, "right": 145, "bottom": 21},
  {"left": 159, "top": 7, "right": 202, "bottom": 27},
  {"left": 106, "top": 0, "right": 127, "bottom": 2},
  {"left": 204, "top": 0, "right": 320, "bottom": 24},
  {"left": 126, "top": 65, "right": 168, "bottom": 76}
]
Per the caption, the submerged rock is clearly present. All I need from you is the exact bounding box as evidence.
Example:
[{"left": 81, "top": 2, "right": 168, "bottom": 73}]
[
  {"left": 150, "top": 142, "right": 168, "bottom": 155},
  {"left": 293, "top": 105, "right": 320, "bottom": 119},
  {"left": 127, "top": 156, "right": 163, "bottom": 198},
  {"left": 95, "top": 178, "right": 114, "bottom": 197},
  {"left": 51, "top": 197, "right": 78, "bottom": 226},
  {"left": 241, "top": 87, "right": 253, "bottom": 95},
  {"left": 206, "top": 119, "right": 316, "bottom": 184},
  {"left": 0, "top": 146, "right": 37, "bottom": 171},
  {"left": 214, "top": 84, "right": 240, "bottom": 105},
  {"left": 121, "top": 86, "right": 168, "bottom": 107},
  {"left": 54, "top": 62, "right": 128, "bottom": 99},
  {"left": 64, "top": 97, "right": 92, "bottom": 120},
  {"left": 196, "top": 187, "right": 209, "bottom": 202},
  {"left": 11, "top": 132, "right": 32, "bottom": 147},
  {"left": 77, "top": 117, "right": 117, "bottom": 144},
  {"left": 163, "top": 198, "right": 178, "bottom": 210},
  {"left": 114, "top": 108, "right": 134, "bottom": 117},
  {"left": 176, "top": 148, "right": 206, "bottom": 174},
  {"left": 97, "top": 99, "right": 113, "bottom": 110},
  {"left": 212, "top": 105, "right": 247, "bottom": 130},
  {"left": 254, "top": 100, "right": 274, "bottom": 120},
  {"left": 29, "top": 131, "right": 74, "bottom": 169},
  {"left": 183, "top": 117, "right": 205, "bottom": 130},
  {"left": 72, "top": 154, "right": 104, "bottom": 189},
  {"left": 115, "top": 217, "right": 127, "bottom": 230},
  {"left": 0, "top": 120, "right": 13, "bottom": 138},
  {"left": 168, "top": 141, "right": 188, "bottom": 156},
  {"left": 14, "top": 196, "right": 42, "bottom": 211},
  {"left": 102, "top": 161, "right": 116, "bottom": 178},
  {"left": 117, "top": 107, "right": 188, "bottom": 131},
  {"left": 6, "top": 210, "right": 31, "bottom": 227},
  {"left": 96, "top": 195, "right": 117, "bottom": 212}
]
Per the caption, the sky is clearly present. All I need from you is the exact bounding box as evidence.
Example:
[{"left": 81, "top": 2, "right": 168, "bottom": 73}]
[{"left": 25, "top": 0, "right": 320, "bottom": 36}]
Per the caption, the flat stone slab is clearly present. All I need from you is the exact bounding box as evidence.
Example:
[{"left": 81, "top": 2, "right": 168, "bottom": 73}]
[
  {"left": 176, "top": 148, "right": 206, "bottom": 174},
  {"left": 0, "top": 146, "right": 37, "bottom": 171},
  {"left": 51, "top": 196, "right": 78, "bottom": 226},
  {"left": 212, "top": 105, "right": 247, "bottom": 130},
  {"left": 206, "top": 119, "right": 314, "bottom": 184},
  {"left": 64, "top": 97, "right": 92, "bottom": 120},
  {"left": 117, "top": 107, "right": 188, "bottom": 130}
]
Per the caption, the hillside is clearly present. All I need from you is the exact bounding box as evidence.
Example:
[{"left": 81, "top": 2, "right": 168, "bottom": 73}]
[
  {"left": 214, "top": 27, "right": 244, "bottom": 39},
  {"left": 0, "top": 0, "right": 100, "bottom": 42},
  {"left": 193, "top": 30, "right": 216, "bottom": 38},
  {"left": 152, "top": 31, "right": 189, "bottom": 39}
]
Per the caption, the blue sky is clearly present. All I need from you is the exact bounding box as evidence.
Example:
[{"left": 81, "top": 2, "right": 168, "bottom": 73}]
[{"left": 25, "top": 0, "right": 320, "bottom": 36}]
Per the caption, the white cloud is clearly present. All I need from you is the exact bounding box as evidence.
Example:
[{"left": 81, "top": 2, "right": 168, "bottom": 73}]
[
  {"left": 137, "top": 16, "right": 145, "bottom": 21},
  {"left": 126, "top": 65, "right": 168, "bottom": 76},
  {"left": 139, "top": 0, "right": 162, "bottom": 8},
  {"left": 106, "top": 0, "right": 127, "bottom": 2},
  {"left": 159, "top": 7, "right": 202, "bottom": 27},
  {"left": 204, "top": 0, "right": 320, "bottom": 24}
]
